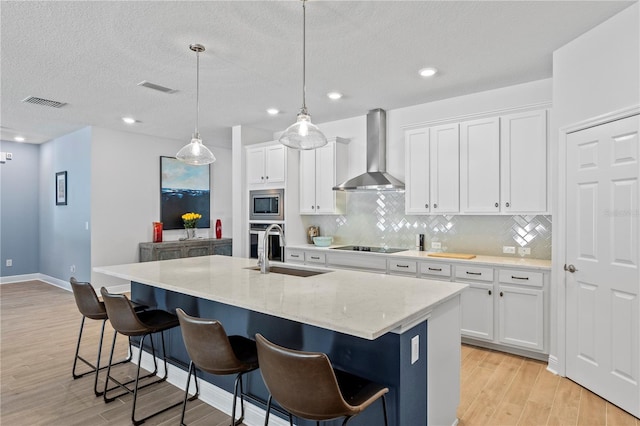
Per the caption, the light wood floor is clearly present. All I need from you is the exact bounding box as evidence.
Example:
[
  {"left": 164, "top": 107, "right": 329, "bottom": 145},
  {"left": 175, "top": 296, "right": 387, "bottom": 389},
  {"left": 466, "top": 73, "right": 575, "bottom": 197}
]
[{"left": 1, "top": 281, "right": 638, "bottom": 426}]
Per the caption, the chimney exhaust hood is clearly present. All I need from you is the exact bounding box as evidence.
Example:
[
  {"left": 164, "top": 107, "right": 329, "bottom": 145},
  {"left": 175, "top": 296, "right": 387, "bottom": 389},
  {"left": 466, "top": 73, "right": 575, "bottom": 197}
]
[{"left": 333, "top": 108, "right": 405, "bottom": 192}]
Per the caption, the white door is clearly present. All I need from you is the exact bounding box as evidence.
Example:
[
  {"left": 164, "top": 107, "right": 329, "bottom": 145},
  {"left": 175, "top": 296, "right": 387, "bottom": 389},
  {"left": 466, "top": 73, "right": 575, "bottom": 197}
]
[
  {"left": 246, "top": 147, "right": 265, "bottom": 185},
  {"left": 265, "top": 144, "right": 286, "bottom": 184},
  {"left": 405, "top": 128, "right": 430, "bottom": 214},
  {"left": 566, "top": 114, "right": 640, "bottom": 417},
  {"left": 460, "top": 282, "right": 494, "bottom": 341}
]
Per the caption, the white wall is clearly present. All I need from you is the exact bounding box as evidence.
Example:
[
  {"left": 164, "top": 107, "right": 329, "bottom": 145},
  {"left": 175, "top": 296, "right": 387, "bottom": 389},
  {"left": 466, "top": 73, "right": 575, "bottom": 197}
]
[
  {"left": 550, "top": 2, "right": 640, "bottom": 371},
  {"left": 90, "top": 127, "right": 232, "bottom": 288}
]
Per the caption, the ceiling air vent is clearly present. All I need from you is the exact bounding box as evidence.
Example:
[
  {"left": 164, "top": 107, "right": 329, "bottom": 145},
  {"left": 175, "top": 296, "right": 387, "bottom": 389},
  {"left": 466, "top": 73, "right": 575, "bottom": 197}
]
[
  {"left": 22, "top": 96, "right": 67, "bottom": 108},
  {"left": 137, "top": 80, "right": 177, "bottom": 94}
]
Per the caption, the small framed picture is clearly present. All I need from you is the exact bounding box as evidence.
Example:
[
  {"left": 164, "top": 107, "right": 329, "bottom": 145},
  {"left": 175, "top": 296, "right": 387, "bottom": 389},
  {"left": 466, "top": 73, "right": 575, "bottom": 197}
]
[{"left": 56, "top": 171, "right": 67, "bottom": 205}]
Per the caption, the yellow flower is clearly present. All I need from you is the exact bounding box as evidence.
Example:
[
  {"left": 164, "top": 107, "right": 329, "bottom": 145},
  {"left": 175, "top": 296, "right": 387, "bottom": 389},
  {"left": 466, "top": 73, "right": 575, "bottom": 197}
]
[{"left": 182, "top": 212, "right": 202, "bottom": 228}]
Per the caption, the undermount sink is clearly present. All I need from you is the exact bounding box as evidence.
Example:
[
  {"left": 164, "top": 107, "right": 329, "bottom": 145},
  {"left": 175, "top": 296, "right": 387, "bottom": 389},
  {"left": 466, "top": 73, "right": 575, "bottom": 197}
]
[{"left": 245, "top": 265, "right": 330, "bottom": 277}]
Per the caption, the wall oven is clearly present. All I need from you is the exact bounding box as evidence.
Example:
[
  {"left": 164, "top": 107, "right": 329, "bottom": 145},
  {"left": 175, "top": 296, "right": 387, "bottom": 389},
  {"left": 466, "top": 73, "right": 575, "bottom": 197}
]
[
  {"left": 249, "top": 223, "right": 284, "bottom": 261},
  {"left": 249, "top": 189, "right": 284, "bottom": 222}
]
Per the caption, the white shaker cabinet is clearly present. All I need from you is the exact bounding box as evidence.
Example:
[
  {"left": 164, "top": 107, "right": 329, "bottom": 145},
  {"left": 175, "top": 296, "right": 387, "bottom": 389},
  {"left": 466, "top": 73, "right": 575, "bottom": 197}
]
[
  {"left": 456, "top": 265, "right": 495, "bottom": 341},
  {"left": 405, "top": 123, "right": 459, "bottom": 214},
  {"left": 299, "top": 137, "right": 349, "bottom": 215},
  {"left": 246, "top": 143, "right": 286, "bottom": 187},
  {"left": 460, "top": 117, "right": 501, "bottom": 213},
  {"left": 500, "top": 110, "right": 548, "bottom": 213}
]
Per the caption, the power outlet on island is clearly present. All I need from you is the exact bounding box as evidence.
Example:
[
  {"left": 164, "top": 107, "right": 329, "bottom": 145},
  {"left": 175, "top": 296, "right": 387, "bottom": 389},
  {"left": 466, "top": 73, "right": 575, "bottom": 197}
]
[
  {"left": 6, "top": 259, "right": 12, "bottom": 267},
  {"left": 411, "top": 335, "right": 419, "bottom": 364}
]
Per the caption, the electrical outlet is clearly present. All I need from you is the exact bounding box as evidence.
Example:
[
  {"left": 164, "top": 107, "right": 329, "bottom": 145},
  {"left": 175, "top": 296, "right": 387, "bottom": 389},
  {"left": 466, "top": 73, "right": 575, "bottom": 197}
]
[
  {"left": 411, "top": 335, "right": 420, "bottom": 364},
  {"left": 6, "top": 152, "right": 12, "bottom": 160},
  {"left": 503, "top": 246, "right": 516, "bottom": 254},
  {"left": 6, "top": 259, "right": 12, "bottom": 267},
  {"left": 431, "top": 241, "right": 441, "bottom": 249},
  {"left": 70, "top": 265, "right": 76, "bottom": 273},
  {"left": 518, "top": 247, "right": 531, "bottom": 256}
]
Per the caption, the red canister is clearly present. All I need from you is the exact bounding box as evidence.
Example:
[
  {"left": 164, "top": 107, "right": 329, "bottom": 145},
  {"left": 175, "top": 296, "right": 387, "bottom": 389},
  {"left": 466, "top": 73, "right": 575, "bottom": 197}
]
[
  {"left": 153, "top": 222, "right": 163, "bottom": 243},
  {"left": 215, "top": 219, "right": 222, "bottom": 239}
]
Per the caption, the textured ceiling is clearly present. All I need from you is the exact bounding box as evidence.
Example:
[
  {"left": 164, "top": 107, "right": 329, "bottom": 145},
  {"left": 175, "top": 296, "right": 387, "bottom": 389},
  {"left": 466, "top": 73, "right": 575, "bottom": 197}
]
[{"left": 1, "top": 1, "right": 635, "bottom": 147}]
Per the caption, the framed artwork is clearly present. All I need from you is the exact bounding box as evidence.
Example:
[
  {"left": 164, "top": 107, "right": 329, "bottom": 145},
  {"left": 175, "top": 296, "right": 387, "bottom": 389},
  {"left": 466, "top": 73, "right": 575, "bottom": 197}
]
[
  {"left": 160, "top": 156, "right": 210, "bottom": 230},
  {"left": 56, "top": 171, "right": 67, "bottom": 205}
]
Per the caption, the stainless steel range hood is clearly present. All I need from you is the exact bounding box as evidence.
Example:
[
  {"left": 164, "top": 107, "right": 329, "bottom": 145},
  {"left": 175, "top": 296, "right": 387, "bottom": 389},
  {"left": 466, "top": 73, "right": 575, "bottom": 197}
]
[{"left": 333, "top": 108, "right": 405, "bottom": 192}]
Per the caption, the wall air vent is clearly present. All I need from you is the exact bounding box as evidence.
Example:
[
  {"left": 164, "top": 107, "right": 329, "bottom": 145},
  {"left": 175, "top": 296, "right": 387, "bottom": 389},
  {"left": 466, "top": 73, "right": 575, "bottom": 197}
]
[
  {"left": 137, "top": 80, "right": 177, "bottom": 94},
  {"left": 22, "top": 96, "right": 67, "bottom": 108}
]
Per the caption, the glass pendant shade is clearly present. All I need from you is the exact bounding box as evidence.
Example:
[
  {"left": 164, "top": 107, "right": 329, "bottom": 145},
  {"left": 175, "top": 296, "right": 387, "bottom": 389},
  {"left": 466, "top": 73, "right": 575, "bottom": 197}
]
[
  {"left": 176, "top": 134, "right": 216, "bottom": 165},
  {"left": 279, "top": 111, "right": 327, "bottom": 150}
]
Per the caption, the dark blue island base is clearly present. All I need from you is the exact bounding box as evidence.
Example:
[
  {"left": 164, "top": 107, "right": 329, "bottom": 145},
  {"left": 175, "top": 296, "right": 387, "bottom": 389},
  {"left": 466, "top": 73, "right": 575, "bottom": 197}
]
[{"left": 132, "top": 282, "right": 428, "bottom": 426}]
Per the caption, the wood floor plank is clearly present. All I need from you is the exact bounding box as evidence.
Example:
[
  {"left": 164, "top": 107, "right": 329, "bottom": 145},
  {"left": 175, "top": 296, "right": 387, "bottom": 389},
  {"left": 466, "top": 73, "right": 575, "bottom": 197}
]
[
  {"left": 547, "top": 378, "right": 583, "bottom": 426},
  {"left": 607, "top": 402, "right": 639, "bottom": 426},
  {"left": 578, "top": 388, "right": 607, "bottom": 426},
  {"left": 488, "top": 359, "right": 542, "bottom": 425}
]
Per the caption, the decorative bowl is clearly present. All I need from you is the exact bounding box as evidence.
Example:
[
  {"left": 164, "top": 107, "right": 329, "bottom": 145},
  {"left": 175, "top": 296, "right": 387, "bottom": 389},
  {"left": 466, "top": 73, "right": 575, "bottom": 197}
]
[{"left": 313, "top": 236, "right": 333, "bottom": 247}]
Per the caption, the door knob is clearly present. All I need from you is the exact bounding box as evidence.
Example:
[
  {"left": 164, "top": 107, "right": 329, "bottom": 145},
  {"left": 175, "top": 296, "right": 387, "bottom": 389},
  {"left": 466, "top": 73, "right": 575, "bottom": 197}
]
[{"left": 564, "top": 264, "right": 578, "bottom": 273}]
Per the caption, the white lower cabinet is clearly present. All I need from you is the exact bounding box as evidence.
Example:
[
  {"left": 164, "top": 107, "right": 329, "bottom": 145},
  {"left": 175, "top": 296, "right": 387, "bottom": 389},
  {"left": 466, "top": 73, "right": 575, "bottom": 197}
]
[
  {"left": 497, "top": 284, "right": 544, "bottom": 351},
  {"left": 460, "top": 282, "right": 495, "bottom": 341}
]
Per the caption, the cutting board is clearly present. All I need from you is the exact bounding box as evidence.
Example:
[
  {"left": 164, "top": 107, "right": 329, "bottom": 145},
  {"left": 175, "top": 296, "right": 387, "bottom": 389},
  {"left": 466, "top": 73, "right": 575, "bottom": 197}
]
[{"left": 427, "top": 252, "right": 476, "bottom": 260}]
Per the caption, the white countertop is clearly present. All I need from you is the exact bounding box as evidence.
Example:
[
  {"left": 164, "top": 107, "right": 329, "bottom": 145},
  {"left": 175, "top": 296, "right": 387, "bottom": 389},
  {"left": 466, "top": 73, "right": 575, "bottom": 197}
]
[
  {"left": 287, "top": 244, "right": 551, "bottom": 270},
  {"left": 94, "top": 256, "right": 466, "bottom": 340}
]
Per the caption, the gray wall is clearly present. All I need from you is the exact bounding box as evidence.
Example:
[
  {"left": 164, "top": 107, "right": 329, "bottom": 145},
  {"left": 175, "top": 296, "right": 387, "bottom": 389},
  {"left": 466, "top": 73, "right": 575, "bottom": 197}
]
[
  {"left": 0, "top": 141, "right": 40, "bottom": 276},
  {"left": 39, "top": 127, "right": 92, "bottom": 282}
]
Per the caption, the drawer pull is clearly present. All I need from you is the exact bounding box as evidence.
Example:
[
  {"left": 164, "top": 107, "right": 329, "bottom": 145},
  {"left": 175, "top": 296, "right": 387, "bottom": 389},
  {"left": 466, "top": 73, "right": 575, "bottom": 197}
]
[
  {"left": 310, "top": 256, "right": 320, "bottom": 260},
  {"left": 488, "top": 290, "right": 492, "bottom": 295},
  {"left": 511, "top": 275, "right": 529, "bottom": 280},
  {"left": 428, "top": 267, "right": 442, "bottom": 271},
  {"left": 291, "top": 254, "right": 300, "bottom": 258},
  {"left": 466, "top": 271, "right": 482, "bottom": 276},
  {"left": 396, "top": 264, "right": 410, "bottom": 268}
]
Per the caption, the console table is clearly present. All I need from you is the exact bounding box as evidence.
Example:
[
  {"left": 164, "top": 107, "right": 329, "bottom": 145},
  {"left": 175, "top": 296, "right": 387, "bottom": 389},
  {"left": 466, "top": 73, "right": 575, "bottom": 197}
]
[{"left": 139, "top": 238, "right": 232, "bottom": 262}]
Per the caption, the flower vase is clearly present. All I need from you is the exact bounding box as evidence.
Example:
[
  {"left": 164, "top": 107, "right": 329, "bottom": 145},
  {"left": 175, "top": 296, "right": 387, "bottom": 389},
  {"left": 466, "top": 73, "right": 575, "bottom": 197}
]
[{"left": 185, "top": 227, "right": 196, "bottom": 239}]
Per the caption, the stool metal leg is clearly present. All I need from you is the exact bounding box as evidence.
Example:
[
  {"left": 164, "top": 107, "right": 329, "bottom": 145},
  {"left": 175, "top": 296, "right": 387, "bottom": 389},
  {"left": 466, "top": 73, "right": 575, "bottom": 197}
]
[{"left": 179, "top": 360, "right": 200, "bottom": 426}]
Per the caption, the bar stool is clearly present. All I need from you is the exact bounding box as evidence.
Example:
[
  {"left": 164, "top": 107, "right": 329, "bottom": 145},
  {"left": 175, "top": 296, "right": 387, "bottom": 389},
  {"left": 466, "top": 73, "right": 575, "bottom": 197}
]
[
  {"left": 100, "top": 287, "right": 182, "bottom": 425},
  {"left": 177, "top": 308, "right": 259, "bottom": 426},
  {"left": 70, "top": 277, "right": 145, "bottom": 396},
  {"left": 255, "top": 334, "right": 389, "bottom": 426}
]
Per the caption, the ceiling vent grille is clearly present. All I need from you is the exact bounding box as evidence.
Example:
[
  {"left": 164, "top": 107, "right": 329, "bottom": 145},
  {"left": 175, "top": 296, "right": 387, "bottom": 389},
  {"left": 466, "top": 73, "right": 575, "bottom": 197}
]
[
  {"left": 22, "top": 96, "right": 67, "bottom": 108},
  {"left": 137, "top": 80, "right": 177, "bottom": 94}
]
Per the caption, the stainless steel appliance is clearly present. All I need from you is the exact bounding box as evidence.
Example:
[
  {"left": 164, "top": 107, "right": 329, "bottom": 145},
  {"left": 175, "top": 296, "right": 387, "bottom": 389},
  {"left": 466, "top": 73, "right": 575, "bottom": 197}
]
[
  {"left": 249, "top": 189, "right": 284, "bottom": 222},
  {"left": 331, "top": 245, "right": 406, "bottom": 254},
  {"left": 249, "top": 223, "right": 285, "bottom": 261}
]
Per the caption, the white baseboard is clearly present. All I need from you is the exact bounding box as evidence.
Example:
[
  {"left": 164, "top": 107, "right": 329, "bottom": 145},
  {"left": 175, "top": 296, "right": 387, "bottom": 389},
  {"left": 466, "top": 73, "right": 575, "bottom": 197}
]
[
  {"left": 546, "top": 354, "right": 560, "bottom": 375},
  {"left": 133, "top": 347, "right": 290, "bottom": 426},
  {"left": 0, "top": 275, "right": 130, "bottom": 294}
]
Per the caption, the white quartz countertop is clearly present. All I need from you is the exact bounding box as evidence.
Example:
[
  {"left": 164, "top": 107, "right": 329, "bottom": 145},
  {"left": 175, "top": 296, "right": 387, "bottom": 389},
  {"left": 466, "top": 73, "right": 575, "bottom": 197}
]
[
  {"left": 287, "top": 244, "right": 551, "bottom": 270},
  {"left": 94, "top": 256, "right": 466, "bottom": 340}
]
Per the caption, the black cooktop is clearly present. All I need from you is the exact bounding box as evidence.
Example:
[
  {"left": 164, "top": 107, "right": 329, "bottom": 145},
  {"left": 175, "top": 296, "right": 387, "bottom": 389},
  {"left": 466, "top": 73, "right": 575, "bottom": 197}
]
[{"left": 331, "top": 245, "right": 406, "bottom": 254}]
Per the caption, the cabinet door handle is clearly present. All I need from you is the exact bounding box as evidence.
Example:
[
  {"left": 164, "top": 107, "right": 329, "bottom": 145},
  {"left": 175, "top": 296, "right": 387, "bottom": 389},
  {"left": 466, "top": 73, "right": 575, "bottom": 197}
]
[
  {"left": 316, "top": 205, "right": 320, "bottom": 209},
  {"left": 261, "top": 176, "right": 265, "bottom": 180},
  {"left": 505, "top": 202, "right": 510, "bottom": 207},
  {"left": 396, "top": 264, "right": 410, "bottom": 268},
  {"left": 433, "top": 203, "right": 438, "bottom": 208},
  {"left": 428, "top": 267, "right": 442, "bottom": 271},
  {"left": 511, "top": 275, "right": 529, "bottom": 280},
  {"left": 466, "top": 271, "right": 482, "bottom": 276},
  {"left": 311, "top": 206, "right": 315, "bottom": 209},
  {"left": 425, "top": 203, "right": 429, "bottom": 209},
  {"left": 310, "top": 256, "right": 320, "bottom": 260},
  {"left": 494, "top": 202, "right": 499, "bottom": 208},
  {"left": 488, "top": 290, "right": 492, "bottom": 295},
  {"left": 500, "top": 291, "right": 504, "bottom": 297},
  {"left": 265, "top": 176, "right": 269, "bottom": 180}
]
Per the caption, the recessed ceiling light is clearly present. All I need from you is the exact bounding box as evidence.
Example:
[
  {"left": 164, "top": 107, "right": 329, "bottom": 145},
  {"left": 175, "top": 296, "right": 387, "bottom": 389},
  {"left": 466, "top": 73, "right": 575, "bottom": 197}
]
[
  {"left": 327, "top": 92, "right": 343, "bottom": 100},
  {"left": 122, "top": 117, "right": 136, "bottom": 124},
  {"left": 266, "top": 108, "right": 279, "bottom": 116},
  {"left": 14, "top": 136, "right": 25, "bottom": 142},
  {"left": 418, "top": 67, "right": 438, "bottom": 78}
]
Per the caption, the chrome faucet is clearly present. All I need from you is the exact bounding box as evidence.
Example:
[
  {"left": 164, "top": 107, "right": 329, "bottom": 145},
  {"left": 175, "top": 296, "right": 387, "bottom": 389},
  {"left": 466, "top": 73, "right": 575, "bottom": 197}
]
[{"left": 258, "top": 224, "right": 286, "bottom": 274}]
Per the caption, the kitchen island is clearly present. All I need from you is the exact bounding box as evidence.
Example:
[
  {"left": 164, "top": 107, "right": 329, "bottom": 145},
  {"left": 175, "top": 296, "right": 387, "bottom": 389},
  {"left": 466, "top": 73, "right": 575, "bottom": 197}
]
[{"left": 95, "top": 255, "right": 467, "bottom": 426}]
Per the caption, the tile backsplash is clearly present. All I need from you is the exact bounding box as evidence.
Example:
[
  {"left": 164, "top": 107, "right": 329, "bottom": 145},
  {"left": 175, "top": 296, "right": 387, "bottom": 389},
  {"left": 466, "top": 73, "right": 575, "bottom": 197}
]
[{"left": 301, "top": 192, "right": 552, "bottom": 260}]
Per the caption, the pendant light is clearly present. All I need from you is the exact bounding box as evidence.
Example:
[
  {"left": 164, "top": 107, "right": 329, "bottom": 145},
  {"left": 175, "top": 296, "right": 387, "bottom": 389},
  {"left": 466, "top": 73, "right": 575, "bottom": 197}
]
[
  {"left": 176, "top": 43, "right": 216, "bottom": 165},
  {"left": 279, "top": 0, "right": 328, "bottom": 150}
]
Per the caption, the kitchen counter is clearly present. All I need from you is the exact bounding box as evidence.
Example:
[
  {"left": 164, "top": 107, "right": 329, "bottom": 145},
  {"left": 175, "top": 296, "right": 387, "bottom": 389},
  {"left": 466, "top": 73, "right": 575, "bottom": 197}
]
[
  {"left": 95, "top": 255, "right": 466, "bottom": 425},
  {"left": 94, "top": 255, "right": 466, "bottom": 340},
  {"left": 287, "top": 243, "right": 551, "bottom": 270}
]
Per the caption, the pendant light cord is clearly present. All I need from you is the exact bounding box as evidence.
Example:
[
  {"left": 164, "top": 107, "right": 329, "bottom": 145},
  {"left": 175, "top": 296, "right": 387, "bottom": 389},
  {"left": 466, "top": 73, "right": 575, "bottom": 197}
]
[
  {"left": 195, "top": 49, "right": 200, "bottom": 136},
  {"left": 301, "top": 0, "right": 307, "bottom": 113}
]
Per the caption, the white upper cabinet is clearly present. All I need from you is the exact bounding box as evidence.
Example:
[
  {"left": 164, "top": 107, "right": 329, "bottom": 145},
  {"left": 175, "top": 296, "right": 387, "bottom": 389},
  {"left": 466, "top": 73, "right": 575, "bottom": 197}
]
[
  {"left": 460, "top": 117, "right": 501, "bottom": 213},
  {"left": 246, "top": 143, "right": 286, "bottom": 187},
  {"left": 500, "top": 110, "right": 547, "bottom": 213},
  {"left": 299, "top": 137, "right": 349, "bottom": 215},
  {"left": 405, "top": 124, "right": 459, "bottom": 214}
]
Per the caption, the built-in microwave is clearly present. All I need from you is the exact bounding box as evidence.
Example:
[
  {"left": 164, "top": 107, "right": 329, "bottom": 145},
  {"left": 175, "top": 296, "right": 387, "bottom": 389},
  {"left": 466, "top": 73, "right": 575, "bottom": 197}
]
[{"left": 249, "top": 189, "right": 284, "bottom": 222}]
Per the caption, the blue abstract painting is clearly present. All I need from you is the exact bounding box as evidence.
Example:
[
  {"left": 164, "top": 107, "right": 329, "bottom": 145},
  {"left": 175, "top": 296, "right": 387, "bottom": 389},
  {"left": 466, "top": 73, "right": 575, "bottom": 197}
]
[{"left": 160, "top": 156, "right": 210, "bottom": 230}]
